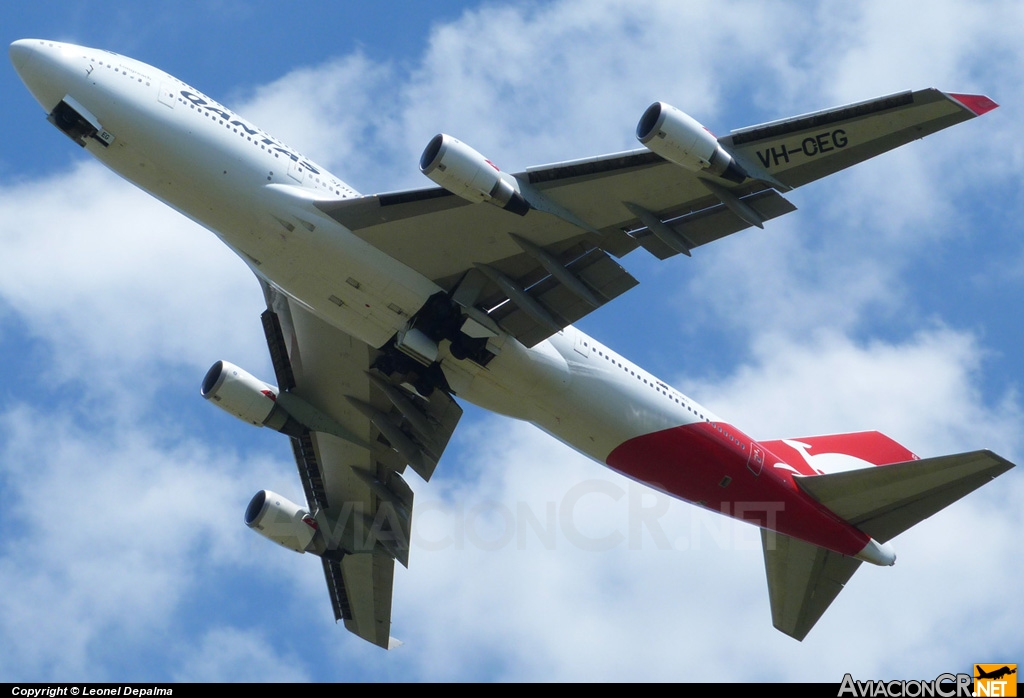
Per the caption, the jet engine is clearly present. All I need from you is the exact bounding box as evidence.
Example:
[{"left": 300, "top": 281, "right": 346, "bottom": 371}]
[
  {"left": 200, "top": 360, "right": 301, "bottom": 435},
  {"left": 636, "top": 102, "right": 747, "bottom": 183},
  {"left": 245, "top": 489, "right": 318, "bottom": 553},
  {"left": 419, "top": 134, "right": 531, "bottom": 215}
]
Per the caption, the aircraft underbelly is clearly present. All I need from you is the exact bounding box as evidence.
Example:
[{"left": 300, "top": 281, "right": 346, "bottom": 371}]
[
  {"left": 455, "top": 328, "right": 871, "bottom": 557},
  {"left": 105, "top": 123, "right": 866, "bottom": 556},
  {"left": 95, "top": 139, "right": 440, "bottom": 348},
  {"left": 606, "top": 425, "right": 871, "bottom": 556},
  {"left": 452, "top": 329, "right": 700, "bottom": 463}
]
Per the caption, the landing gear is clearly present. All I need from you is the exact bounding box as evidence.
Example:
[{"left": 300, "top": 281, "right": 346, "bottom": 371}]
[{"left": 372, "top": 291, "right": 497, "bottom": 395}]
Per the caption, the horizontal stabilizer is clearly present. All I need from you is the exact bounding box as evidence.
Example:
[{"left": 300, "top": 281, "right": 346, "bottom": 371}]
[
  {"left": 796, "top": 450, "right": 1014, "bottom": 543},
  {"left": 761, "top": 529, "right": 861, "bottom": 641}
]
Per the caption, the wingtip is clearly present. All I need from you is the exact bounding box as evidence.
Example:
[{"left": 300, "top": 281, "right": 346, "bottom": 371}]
[{"left": 948, "top": 92, "right": 999, "bottom": 116}]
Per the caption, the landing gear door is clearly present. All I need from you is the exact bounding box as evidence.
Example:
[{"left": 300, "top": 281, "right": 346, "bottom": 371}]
[{"left": 48, "top": 95, "right": 115, "bottom": 148}]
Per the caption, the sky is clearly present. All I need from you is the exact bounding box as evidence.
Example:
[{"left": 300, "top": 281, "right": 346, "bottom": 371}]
[{"left": 1, "top": 0, "right": 1022, "bottom": 683}]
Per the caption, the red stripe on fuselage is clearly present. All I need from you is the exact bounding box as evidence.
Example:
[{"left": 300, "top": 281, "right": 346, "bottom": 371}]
[{"left": 605, "top": 422, "right": 871, "bottom": 556}]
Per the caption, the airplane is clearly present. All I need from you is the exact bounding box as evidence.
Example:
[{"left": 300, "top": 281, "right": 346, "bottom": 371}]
[
  {"left": 975, "top": 666, "right": 1017, "bottom": 681},
  {"left": 9, "top": 38, "right": 1014, "bottom": 649}
]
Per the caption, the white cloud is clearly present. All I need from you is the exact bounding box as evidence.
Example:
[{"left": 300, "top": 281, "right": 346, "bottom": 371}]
[
  {"left": 0, "top": 162, "right": 267, "bottom": 400},
  {"left": 684, "top": 328, "right": 1022, "bottom": 457},
  {"left": 172, "top": 626, "right": 311, "bottom": 682},
  {"left": 395, "top": 0, "right": 808, "bottom": 166},
  {"left": 237, "top": 52, "right": 396, "bottom": 192},
  {"left": 824, "top": 0, "right": 1024, "bottom": 101},
  {"left": 0, "top": 404, "right": 293, "bottom": 680}
]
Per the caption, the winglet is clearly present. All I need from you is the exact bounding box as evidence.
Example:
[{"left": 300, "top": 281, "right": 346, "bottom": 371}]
[{"left": 948, "top": 93, "right": 999, "bottom": 116}]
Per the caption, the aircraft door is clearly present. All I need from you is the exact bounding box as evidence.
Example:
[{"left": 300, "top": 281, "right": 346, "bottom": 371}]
[
  {"left": 572, "top": 328, "right": 590, "bottom": 358},
  {"left": 158, "top": 84, "right": 176, "bottom": 108}
]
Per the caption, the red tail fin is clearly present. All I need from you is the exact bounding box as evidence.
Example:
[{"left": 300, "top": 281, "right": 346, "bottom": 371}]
[{"left": 761, "top": 431, "right": 918, "bottom": 476}]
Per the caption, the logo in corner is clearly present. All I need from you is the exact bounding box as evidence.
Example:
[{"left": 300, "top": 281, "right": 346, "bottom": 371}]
[{"left": 975, "top": 665, "right": 1017, "bottom": 697}]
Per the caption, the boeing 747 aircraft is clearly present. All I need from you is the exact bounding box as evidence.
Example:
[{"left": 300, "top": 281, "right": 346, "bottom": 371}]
[{"left": 9, "top": 38, "right": 1013, "bottom": 648}]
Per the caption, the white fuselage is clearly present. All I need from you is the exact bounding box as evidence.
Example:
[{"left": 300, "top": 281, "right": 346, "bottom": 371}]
[
  {"left": 13, "top": 40, "right": 713, "bottom": 469},
  {"left": 19, "top": 39, "right": 908, "bottom": 567}
]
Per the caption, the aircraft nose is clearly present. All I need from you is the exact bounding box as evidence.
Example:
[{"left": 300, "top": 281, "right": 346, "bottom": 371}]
[
  {"left": 9, "top": 39, "right": 77, "bottom": 113},
  {"left": 9, "top": 39, "right": 39, "bottom": 75}
]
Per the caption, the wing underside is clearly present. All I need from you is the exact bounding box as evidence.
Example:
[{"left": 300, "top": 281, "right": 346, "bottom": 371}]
[
  {"left": 317, "top": 88, "right": 986, "bottom": 349},
  {"left": 260, "top": 281, "right": 462, "bottom": 648}
]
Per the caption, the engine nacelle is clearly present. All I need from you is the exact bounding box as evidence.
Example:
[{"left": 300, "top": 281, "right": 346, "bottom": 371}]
[
  {"left": 201, "top": 360, "right": 300, "bottom": 435},
  {"left": 245, "top": 489, "right": 318, "bottom": 553},
  {"left": 420, "top": 134, "right": 530, "bottom": 215},
  {"left": 636, "top": 102, "right": 747, "bottom": 183}
]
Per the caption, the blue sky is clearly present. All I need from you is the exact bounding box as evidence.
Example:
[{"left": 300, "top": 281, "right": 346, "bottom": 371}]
[{"left": 2, "top": 0, "right": 1022, "bottom": 683}]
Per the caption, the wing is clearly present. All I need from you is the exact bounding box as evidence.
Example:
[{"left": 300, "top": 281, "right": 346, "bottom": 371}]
[
  {"left": 260, "top": 281, "right": 462, "bottom": 648},
  {"left": 318, "top": 89, "right": 993, "bottom": 348}
]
